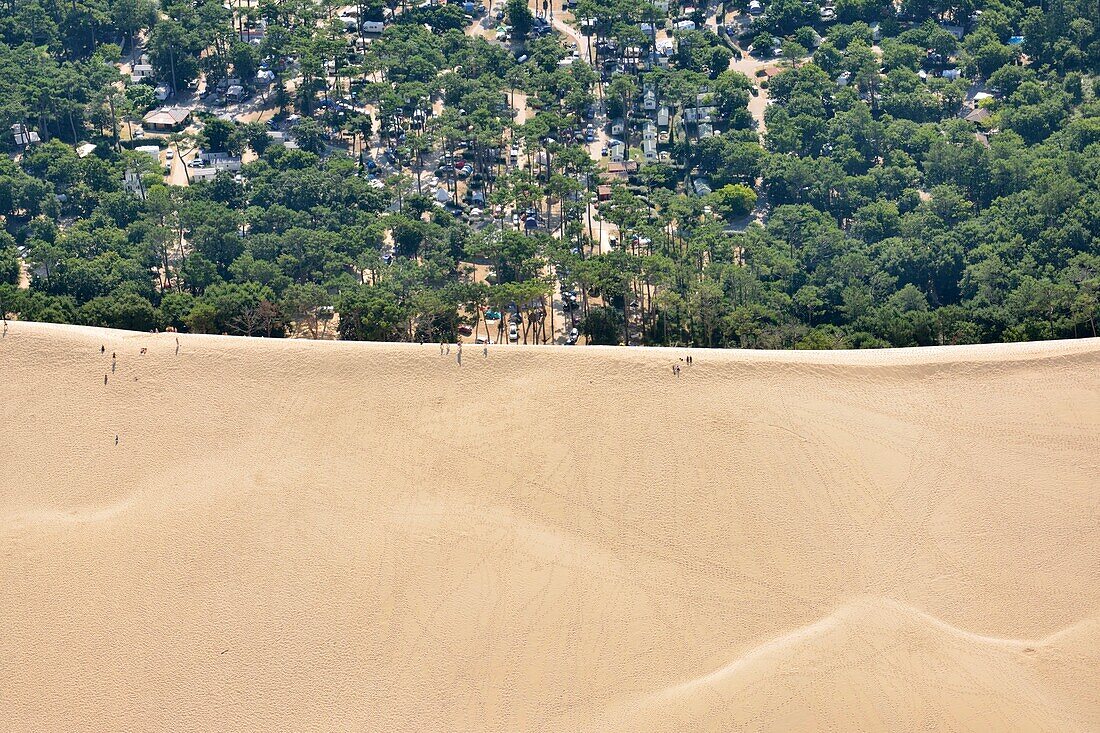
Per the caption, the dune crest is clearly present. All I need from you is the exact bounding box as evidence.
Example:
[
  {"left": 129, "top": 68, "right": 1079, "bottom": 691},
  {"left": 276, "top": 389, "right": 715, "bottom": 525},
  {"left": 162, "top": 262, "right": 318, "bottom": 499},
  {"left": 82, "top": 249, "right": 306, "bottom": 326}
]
[
  {"left": 2, "top": 322, "right": 1098, "bottom": 732},
  {"left": 609, "top": 597, "right": 1100, "bottom": 732}
]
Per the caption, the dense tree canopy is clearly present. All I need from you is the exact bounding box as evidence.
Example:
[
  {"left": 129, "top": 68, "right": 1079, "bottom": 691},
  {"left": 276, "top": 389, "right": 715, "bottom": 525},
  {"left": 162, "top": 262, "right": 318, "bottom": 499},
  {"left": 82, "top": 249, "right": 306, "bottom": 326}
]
[{"left": 0, "top": 0, "right": 1098, "bottom": 349}]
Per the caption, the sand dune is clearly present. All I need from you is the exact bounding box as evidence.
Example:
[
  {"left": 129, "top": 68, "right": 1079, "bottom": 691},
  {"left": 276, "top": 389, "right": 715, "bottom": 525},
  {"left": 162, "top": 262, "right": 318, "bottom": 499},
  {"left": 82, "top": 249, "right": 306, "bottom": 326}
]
[{"left": 1, "top": 322, "right": 1098, "bottom": 732}]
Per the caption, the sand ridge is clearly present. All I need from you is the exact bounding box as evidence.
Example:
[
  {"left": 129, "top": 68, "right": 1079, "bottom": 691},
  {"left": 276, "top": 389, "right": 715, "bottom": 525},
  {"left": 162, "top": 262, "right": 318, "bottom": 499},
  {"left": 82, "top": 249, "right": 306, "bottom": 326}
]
[{"left": 1, "top": 322, "right": 1098, "bottom": 732}]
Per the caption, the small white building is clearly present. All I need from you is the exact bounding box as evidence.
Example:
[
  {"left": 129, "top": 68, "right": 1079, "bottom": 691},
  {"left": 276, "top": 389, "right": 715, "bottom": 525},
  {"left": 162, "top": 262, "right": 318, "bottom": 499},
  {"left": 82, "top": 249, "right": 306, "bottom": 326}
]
[
  {"left": 12, "top": 123, "right": 40, "bottom": 147},
  {"left": 124, "top": 168, "right": 146, "bottom": 197},
  {"left": 683, "top": 105, "right": 715, "bottom": 124},
  {"left": 189, "top": 166, "right": 218, "bottom": 182},
  {"left": 130, "top": 63, "right": 154, "bottom": 83},
  {"left": 135, "top": 145, "right": 161, "bottom": 162}
]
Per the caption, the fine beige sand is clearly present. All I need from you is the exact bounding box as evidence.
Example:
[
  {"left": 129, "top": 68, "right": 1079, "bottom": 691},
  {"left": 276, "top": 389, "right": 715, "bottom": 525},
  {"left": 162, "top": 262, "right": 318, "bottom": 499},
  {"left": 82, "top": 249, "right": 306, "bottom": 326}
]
[{"left": 2, "top": 321, "right": 1098, "bottom": 732}]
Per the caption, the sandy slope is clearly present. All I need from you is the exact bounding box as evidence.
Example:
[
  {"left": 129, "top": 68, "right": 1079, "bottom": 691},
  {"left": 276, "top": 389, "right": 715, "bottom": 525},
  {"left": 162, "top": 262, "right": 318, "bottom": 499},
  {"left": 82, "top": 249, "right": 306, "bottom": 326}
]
[{"left": 1, "top": 322, "right": 1098, "bottom": 732}]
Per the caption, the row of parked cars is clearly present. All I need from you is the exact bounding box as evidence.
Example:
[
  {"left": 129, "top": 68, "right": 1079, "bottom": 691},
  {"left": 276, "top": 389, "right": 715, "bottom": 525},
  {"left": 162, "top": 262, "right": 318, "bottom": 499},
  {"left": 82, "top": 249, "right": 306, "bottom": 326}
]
[{"left": 470, "top": 298, "right": 579, "bottom": 345}]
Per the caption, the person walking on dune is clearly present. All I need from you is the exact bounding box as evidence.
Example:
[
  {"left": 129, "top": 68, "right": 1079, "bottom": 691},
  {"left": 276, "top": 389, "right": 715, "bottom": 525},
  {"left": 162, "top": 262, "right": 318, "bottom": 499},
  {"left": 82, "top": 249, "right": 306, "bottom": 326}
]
[
  {"left": 115, "top": 435, "right": 119, "bottom": 446},
  {"left": 104, "top": 374, "right": 108, "bottom": 385}
]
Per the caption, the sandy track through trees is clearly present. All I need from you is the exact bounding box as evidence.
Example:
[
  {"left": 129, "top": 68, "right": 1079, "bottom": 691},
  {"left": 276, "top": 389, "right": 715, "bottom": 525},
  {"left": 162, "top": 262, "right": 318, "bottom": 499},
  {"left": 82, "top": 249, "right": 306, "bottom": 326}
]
[{"left": 1, "top": 322, "right": 1098, "bottom": 732}]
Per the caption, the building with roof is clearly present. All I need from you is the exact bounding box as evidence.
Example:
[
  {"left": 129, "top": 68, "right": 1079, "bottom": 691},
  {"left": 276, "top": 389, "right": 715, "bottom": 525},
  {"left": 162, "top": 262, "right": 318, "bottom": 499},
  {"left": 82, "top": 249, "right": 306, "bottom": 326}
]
[
  {"left": 604, "top": 160, "right": 638, "bottom": 179},
  {"left": 142, "top": 106, "right": 191, "bottom": 132},
  {"left": 964, "top": 107, "right": 991, "bottom": 124}
]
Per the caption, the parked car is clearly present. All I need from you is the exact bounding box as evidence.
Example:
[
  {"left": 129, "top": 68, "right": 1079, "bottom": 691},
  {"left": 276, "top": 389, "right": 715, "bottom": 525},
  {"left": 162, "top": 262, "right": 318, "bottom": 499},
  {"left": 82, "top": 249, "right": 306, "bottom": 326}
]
[
  {"left": 484, "top": 310, "right": 502, "bottom": 320},
  {"left": 565, "top": 327, "right": 579, "bottom": 345},
  {"left": 508, "top": 323, "right": 519, "bottom": 342}
]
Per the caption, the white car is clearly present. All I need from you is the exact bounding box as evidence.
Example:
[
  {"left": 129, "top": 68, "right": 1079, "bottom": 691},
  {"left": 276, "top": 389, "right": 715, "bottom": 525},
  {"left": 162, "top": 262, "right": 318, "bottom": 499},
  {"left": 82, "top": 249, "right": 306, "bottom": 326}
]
[
  {"left": 508, "top": 323, "right": 518, "bottom": 342},
  {"left": 165, "top": 150, "right": 174, "bottom": 160}
]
